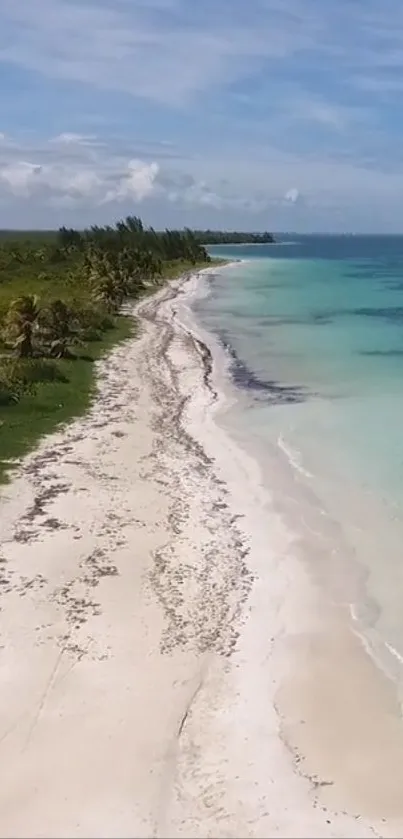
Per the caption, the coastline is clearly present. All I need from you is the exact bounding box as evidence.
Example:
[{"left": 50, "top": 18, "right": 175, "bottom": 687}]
[
  {"left": 162, "top": 266, "right": 403, "bottom": 835},
  {"left": 0, "top": 265, "right": 402, "bottom": 837}
]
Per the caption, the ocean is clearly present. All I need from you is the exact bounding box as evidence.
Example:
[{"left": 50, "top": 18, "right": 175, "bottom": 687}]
[{"left": 191, "top": 236, "right": 403, "bottom": 696}]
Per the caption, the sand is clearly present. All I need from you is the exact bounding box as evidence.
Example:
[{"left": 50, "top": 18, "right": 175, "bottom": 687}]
[{"left": 1, "top": 266, "right": 403, "bottom": 838}]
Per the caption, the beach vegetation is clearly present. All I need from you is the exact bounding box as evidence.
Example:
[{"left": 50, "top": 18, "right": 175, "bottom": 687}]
[
  {"left": 193, "top": 230, "right": 275, "bottom": 245},
  {"left": 0, "top": 215, "right": 211, "bottom": 481},
  {"left": 2, "top": 294, "right": 40, "bottom": 358}
]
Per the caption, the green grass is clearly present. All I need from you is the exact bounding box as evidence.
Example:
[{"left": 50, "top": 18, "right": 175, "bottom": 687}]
[
  {"left": 0, "top": 316, "right": 133, "bottom": 483},
  {"left": 0, "top": 258, "right": 211, "bottom": 484}
]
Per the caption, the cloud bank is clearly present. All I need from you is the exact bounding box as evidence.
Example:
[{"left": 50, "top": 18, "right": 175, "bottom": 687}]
[{"left": 1, "top": 1, "right": 403, "bottom": 229}]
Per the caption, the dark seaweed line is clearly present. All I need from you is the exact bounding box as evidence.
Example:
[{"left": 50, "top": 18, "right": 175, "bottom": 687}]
[
  {"left": 192, "top": 336, "right": 218, "bottom": 402},
  {"left": 219, "top": 334, "right": 309, "bottom": 405}
]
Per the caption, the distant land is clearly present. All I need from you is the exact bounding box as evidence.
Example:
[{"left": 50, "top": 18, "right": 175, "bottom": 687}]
[
  {"left": 195, "top": 230, "right": 275, "bottom": 245},
  {"left": 0, "top": 229, "right": 276, "bottom": 245}
]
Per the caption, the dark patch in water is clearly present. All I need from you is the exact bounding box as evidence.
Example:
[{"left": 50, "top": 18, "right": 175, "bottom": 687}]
[
  {"left": 220, "top": 335, "right": 308, "bottom": 405},
  {"left": 353, "top": 306, "right": 403, "bottom": 322},
  {"left": 359, "top": 349, "right": 403, "bottom": 357},
  {"left": 262, "top": 312, "right": 334, "bottom": 327},
  {"left": 345, "top": 270, "right": 376, "bottom": 279},
  {"left": 272, "top": 306, "right": 403, "bottom": 326},
  {"left": 262, "top": 316, "right": 305, "bottom": 326},
  {"left": 264, "top": 282, "right": 298, "bottom": 290},
  {"left": 312, "top": 313, "right": 334, "bottom": 325},
  {"left": 385, "top": 280, "right": 403, "bottom": 291}
]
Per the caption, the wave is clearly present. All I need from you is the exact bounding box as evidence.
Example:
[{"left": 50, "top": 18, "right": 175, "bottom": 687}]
[
  {"left": 270, "top": 241, "right": 299, "bottom": 246},
  {"left": 277, "top": 433, "right": 313, "bottom": 478},
  {"left": 350, "top": 605, "right": 403, "bottom": 683},
  {"left": 385, "top": 641, "right": 403, "bottom": 667}
]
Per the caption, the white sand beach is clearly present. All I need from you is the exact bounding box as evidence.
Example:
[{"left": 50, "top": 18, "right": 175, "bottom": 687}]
[{"left": 1, "top": 266, "right": 403, "bottom": 838}]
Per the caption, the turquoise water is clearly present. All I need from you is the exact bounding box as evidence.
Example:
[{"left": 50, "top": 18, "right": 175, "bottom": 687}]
[{"left": 193, "top": 237, "right": 403, "bottom": 684}]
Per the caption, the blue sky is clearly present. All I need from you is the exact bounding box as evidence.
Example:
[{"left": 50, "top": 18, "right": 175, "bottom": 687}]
[{"left": 1, "top": 0, "right": 403, "bottom": 231}]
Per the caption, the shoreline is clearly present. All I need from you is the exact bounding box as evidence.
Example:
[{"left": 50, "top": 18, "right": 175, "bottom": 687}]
[
  {"left": 0, "top": 265, "right": 402, "bottom": 836},
  {"left": 165, "top": 266, "right": 403, "bottom": 834}
]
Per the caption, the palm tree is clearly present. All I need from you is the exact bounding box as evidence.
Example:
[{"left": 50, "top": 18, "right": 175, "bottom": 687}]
[
  {"left": 123, "top": 247, "right": 161, "bottom": 293},
  {"left": 3, "top": 295, "right": 40, "bottom": 357},
  {"left": 125, "top": 216, "right": 143, "bottom": 234},
  {"left": 92, "top": 272, "right": 124, "bottom": 311},
  {"left": 38, "top": 299, "right": 77, "bottom": 358},
  {"left": 85, "top": 248, "right": 125, "bottom": 312}
]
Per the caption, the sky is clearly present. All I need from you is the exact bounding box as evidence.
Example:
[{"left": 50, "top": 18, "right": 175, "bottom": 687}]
[{"left": 1, "top": 0, "right": 403, "bottom": 231}]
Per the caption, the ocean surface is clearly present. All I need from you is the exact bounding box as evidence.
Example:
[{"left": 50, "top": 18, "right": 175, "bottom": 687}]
[{"left": 192, "top": 236, "right": 403, "bottom": 693}]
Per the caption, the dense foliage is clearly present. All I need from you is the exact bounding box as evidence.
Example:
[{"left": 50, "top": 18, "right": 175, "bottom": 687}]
[
  {"left": 0, "top": 214, "right": 209, "bottom": 371},
  {"left": 57, "top": 216, "right": 209, "bottom": 263},
  {"left": 0, "top": 216, "right": 211, "bottom": 477}
]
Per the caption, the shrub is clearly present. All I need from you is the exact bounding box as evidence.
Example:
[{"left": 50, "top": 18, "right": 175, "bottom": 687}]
[
  {"left": 38, "top": 299, "right": 78, "bottom": 358},
  {"left": 70, "top": 302, "right": 114, "bottom": 342},
  {"left": 2, "top": 295, "right": 40, "bottom": 357}
]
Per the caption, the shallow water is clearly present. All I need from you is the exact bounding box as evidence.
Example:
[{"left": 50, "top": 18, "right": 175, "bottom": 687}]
[{"left": 193, "top": 237, "right": 403, "bottom": 692}]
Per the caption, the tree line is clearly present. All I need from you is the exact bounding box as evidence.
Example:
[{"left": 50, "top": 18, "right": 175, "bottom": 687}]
[
  {"left": 192, "top": 230, "right": 275, "bottom": 245},
  {"left": 0, "top": 216, "right": 276, "bottom": 406},
  {"left": 0, "top": 216, "right": 210, "bottom": 404}
]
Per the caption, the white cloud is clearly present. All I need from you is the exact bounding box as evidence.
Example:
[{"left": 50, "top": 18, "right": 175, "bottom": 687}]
[
  {"left": 0, "top": 161, "right": 101, "bottom": 200},
  {"left": 58, "top": 168, "right": 103, "bottom": 197},
  {"left": 51, "top": 132, "right": 99, "bottom": 146},
  {"left": 298, "top": 101, "right": 349, "bottom": 131},
  {"left": 0, "top": 158, "right": 159, "bottom": 204},
  {"left": 3, "top": 2, "right": 403, "bottom": 231},
  {"left": 2, "top": 130, "right": 403, "bottom": 231},
  {"left": 0, "top": 134, "right": 271, "bottom": 214},
  {"left": 182, "top": 180, "right": 223, "bottom": 209},
  {"left": 0, "top": 136, "right": 162, "bottom": 205},
  {"left": 284, "top": 187, "right": 300, "bottom": 204},
  {"left": 102, "top": 159, "right": 160, "bottom": 203},
  {"left": 1, "top": 0, "right": 401, "bottom": 112},
  {"left": 0, "top": 161, "right": 42, "bottom": 196},
  {"left": 0, "top": 0, "right": 334, "bottom": 105}
]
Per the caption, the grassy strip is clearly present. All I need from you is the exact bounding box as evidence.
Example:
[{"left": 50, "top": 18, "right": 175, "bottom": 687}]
[
  {"left": 0, "top": 317, "right": 133, "bottom": 483},
  {"left": 0, "top": 259, "right": 209, "bottom": 484}
]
